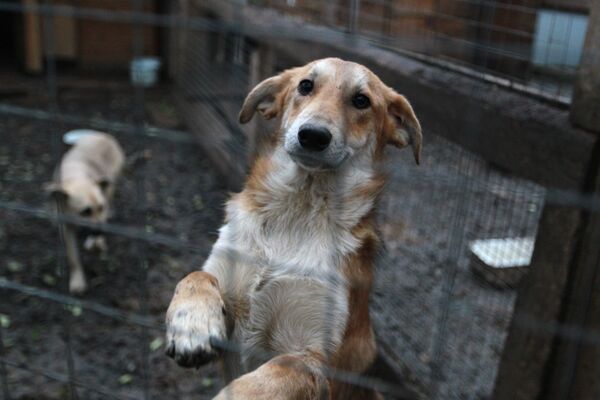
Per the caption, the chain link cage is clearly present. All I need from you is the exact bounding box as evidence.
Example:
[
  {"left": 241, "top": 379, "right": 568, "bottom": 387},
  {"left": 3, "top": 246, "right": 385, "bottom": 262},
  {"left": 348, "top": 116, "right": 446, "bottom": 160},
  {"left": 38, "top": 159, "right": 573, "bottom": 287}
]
[{"left": 0, "top": 1, "right": 599, "bottom": 399}]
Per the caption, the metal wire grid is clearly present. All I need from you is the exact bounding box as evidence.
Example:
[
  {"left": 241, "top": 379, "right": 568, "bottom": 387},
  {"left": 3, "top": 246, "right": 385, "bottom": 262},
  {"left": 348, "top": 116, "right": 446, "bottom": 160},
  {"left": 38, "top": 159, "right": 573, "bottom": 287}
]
[
  {"left": 0, "top": 1, "right": 599, "bottom": 400},
  {"left": 254, "top": 0, "right": 589, "bottom": 104},
  {"left": 370, "top": 132, "right": 545, "bottom": 398},
  {"left": 0, "top": 2, "right": 415, "bottom": 398}
]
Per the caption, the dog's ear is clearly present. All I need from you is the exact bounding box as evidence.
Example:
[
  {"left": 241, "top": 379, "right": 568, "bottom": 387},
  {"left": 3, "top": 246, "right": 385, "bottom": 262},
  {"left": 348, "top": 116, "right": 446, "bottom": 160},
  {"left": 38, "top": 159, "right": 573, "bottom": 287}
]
[
  {"left": 385, "top": 91, "right": 422, "bottom": 165},
  {"left": 239, "top": 74, "right": 288, "bottom": 124},
  {"left": 98, "top": 178, "right": 111, "bottom": 192},
  {"left": 44, "top": 182, "right": 69, "bottom": 203}
]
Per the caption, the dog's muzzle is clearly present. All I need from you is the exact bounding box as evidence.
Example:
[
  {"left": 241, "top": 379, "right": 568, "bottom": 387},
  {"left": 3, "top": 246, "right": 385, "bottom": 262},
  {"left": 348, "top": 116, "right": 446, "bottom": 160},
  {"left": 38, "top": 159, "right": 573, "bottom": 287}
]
[{"left": 285, "top": 122, "right": 349, "bottom": 170}]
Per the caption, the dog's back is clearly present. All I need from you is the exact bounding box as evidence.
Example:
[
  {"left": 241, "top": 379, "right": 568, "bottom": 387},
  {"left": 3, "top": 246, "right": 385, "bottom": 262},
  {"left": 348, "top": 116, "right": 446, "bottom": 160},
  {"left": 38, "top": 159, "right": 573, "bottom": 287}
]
[{"left": 60, "top": 132, "right": 125, "bottom": 184}]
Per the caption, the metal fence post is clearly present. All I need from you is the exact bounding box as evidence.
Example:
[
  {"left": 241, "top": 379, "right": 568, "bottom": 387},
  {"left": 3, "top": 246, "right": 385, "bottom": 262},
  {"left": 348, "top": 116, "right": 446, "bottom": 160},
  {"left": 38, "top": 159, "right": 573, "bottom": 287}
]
[
  {"left": 571, "top": 1, "right": 600, "bottom": 132},
  {"left": 348, "top": 0, "right": 360, "bottom": 34}
]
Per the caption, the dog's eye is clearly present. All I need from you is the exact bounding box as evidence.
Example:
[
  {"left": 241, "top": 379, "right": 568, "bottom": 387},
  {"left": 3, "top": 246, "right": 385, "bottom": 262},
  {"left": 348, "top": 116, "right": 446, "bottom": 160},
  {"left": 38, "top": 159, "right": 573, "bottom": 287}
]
[
  {"left": 298, "top": 80, "right": 314, "bottom": 96},
  {"left": 80, "top": 207, "right": 92, "bottom": 217},
  {"left": 352, "top": 93, "right": 371, "bottom": 109}
]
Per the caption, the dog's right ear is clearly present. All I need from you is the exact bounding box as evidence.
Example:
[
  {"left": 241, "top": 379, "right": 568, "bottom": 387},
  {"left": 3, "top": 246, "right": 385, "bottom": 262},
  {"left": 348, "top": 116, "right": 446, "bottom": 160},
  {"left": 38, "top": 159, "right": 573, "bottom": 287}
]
[
  {"left": 44, "top": 182, "right": 69, "bottom": 203},
  {"left": 239, "top": 73, "right": 289, "bottom": 124}
]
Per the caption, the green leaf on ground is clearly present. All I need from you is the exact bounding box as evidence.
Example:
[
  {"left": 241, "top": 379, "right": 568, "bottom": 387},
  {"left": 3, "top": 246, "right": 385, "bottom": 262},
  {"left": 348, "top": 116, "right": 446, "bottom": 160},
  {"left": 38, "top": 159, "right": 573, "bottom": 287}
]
[
  {"left": 42, "top": 274, "right": 56, "bottom": 286},
  {"left": 7, "top": 260, "right": 23, "bottom": 272},
  {"left": 0, "top": 314, "right": 10, "bottom": 328},
  {"left": 149, "top": 337, "right": 163, "bottom": 352},
  {"left": 118, "top": 374, "right": 133, "bottom": 385}
]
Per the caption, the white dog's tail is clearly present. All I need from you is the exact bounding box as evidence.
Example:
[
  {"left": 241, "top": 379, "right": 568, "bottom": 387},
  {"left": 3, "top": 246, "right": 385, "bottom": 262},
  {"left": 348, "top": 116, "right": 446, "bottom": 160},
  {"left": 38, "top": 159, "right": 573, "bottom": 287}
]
[{"left": 62, "top": 129, "right": 102, "bottom": 145}]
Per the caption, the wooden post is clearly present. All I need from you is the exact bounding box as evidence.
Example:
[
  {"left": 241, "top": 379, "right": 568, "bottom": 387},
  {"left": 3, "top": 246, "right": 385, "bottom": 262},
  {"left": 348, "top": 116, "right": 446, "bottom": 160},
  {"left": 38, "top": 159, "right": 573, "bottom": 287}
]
[
  {"left": 23, "top": 0, "right": 43, "bottom": 74},
  {"left": 571, "top": 1, "right": 600, "bottom": 132},
  {"left": 492, "top": 206, "right": 583, "bottom": 400},
  {"left": 247, "top": 45, "right": 276, "bottom": 162},
  {"left": 543, "top": 157, "right": 600, "bottom": 399}
]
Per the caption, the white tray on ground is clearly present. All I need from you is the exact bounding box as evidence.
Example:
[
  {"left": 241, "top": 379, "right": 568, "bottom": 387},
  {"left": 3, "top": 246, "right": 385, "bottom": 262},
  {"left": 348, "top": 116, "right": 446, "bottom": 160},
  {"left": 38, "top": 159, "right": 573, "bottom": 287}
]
[{"left": 469, "top": 237, "right": 535, "bottom": 288}]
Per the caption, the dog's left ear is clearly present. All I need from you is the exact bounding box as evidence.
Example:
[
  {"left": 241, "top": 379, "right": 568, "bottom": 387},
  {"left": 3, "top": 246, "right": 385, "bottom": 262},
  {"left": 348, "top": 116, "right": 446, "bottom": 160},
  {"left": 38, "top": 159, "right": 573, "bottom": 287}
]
[
  {"left": 98, "top": 178, "right": 111, "bottom": 192},
  {"left": 239, "top": 73, "right": 288, "bottom": 124},
  {"left": 44, "top": 182, "right": 69, "bottom": 203},
  {"left": 385, "top": 91, "right": 422, "bottom": 165}
]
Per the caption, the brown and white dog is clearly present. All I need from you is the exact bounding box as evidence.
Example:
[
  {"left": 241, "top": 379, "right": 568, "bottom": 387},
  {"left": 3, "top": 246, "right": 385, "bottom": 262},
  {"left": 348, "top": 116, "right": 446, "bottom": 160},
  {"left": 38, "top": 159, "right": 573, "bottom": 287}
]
[
  {"left": 46, "top": 131, "right": 125, "bottom": 294},
  {"left": 165, "top": 58, "right": 422, "bottom": 399}
]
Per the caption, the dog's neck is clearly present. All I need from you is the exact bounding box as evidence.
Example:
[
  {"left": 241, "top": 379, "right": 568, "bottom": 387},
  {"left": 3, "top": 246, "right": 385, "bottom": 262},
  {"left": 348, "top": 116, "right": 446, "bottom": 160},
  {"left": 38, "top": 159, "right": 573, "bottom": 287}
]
[{"left": 240, "top": 147, "right": 384, "bottom": 231}]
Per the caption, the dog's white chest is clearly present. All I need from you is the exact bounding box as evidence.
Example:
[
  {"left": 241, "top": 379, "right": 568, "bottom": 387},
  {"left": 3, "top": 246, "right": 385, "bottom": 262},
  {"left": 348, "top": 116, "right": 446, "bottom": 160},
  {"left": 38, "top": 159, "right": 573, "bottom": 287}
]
[{"left": 229, "top": 198, "right": 359, "bottom": 284}]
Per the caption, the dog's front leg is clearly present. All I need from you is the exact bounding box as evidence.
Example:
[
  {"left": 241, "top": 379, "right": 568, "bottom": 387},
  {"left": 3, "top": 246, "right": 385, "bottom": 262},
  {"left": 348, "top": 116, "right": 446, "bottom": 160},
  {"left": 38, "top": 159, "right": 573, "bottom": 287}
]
[
  {"left": 214, "top": 353, "right": 328, "bottom": 400},
  {"left": 165, "top": 271, "right": 228, "bottom": 368},
  {"left": 63, "top": 224, "right": 87, "bottom": 294}
]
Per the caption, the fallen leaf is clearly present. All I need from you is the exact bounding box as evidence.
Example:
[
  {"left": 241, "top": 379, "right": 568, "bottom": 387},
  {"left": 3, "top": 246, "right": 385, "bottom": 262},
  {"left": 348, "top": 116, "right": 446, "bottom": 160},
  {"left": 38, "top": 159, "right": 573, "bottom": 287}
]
[
  {"left": 7, "top": 260, "right": 23, "bottom": 273},
  {"left": 118, "top": 374, "right": 133, "bottom": 385},
  {"left": 42, "top": 274, "right": 56, "bottom": 286},
  {"left": 0, "top": 314, "right": 10, "bottom": 328},
  {"left": 201, "top": 377, "right": 214, "bottom": 388},
  {"left": 149, "top": 337, "right": 163, "bottom": 352}
]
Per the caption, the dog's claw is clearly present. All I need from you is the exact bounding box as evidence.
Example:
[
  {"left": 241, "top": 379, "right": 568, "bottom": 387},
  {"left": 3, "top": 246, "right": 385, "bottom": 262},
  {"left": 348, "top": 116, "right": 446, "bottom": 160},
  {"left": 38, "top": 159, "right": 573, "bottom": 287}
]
[
  {"left": 165, "top": 305, "right": 226, "bottom": 368},
  {"left": 168, "top": 343, "right": 219, "bottom": 369}
]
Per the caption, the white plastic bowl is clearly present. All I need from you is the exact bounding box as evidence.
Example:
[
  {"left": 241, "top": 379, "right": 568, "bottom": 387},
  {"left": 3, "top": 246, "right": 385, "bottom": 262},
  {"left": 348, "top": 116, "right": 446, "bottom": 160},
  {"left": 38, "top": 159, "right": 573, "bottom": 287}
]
[
  {"left": 63, "top": 129, "right": 101, "bottom": 145},
  {"left": 130, "top": 57, "right": 162, "bottom": 87}
]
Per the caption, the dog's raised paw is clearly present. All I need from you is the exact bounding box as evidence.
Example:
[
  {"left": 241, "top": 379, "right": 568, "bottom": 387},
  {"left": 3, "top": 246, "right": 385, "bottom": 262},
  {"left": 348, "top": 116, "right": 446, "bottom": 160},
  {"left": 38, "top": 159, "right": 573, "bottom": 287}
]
[{"left": 165, "top": 298, "right": 227, "bottom": 368}]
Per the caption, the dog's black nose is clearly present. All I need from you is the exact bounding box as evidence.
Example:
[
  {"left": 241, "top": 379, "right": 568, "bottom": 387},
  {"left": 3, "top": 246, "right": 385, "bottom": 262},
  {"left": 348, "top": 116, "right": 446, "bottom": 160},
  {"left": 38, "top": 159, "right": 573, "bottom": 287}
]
[{"left": 298, "top": 125, "right": 332, "bottom": 152}]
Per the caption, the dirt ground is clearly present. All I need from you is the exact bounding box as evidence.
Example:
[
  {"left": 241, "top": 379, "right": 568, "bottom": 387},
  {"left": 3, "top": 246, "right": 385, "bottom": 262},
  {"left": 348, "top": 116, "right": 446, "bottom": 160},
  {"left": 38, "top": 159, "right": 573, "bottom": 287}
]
[{"left": 0, "top": 74, "right": 226, "bottom": 399}]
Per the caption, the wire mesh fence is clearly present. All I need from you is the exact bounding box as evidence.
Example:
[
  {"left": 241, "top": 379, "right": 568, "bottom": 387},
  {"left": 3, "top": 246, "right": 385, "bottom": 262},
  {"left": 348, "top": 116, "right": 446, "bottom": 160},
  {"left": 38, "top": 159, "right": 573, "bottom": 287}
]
[
  {"left": 0, "top": 1, "right": 599, "bottom": 400},
  {"left": 255, "top": 0, "right": 590, "bottom": 104}
]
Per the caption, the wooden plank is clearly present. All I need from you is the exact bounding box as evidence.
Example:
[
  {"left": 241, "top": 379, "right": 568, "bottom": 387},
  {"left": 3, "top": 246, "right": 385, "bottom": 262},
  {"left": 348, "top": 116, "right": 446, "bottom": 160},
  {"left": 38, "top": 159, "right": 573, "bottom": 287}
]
[
  {"left": 570, "top": 0, "right": 600, "bottom": 133},
  {"left": 542, "top": 0, "right": 590, "bottom": 13},
  {"left": 492, "top": 205, "right": 583, "bottom": 400}
]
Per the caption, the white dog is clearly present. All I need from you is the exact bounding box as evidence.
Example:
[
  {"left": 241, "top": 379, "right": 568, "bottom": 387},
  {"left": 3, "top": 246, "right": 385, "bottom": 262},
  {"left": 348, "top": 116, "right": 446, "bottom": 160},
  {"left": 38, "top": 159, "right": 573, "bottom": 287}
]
[{"left": 46, "top": 131, "right": 124, "bottom": 293}]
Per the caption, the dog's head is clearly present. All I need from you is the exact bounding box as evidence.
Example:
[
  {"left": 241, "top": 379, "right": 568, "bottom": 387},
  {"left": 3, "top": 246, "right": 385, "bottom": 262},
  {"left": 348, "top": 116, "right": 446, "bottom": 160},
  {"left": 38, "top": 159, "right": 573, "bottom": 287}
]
[
  {"left": 45, "top": 179, "right": 109, "bottom": 223},
  {"left": 239, "top": 58, "right": 422, "bottom": 170}
]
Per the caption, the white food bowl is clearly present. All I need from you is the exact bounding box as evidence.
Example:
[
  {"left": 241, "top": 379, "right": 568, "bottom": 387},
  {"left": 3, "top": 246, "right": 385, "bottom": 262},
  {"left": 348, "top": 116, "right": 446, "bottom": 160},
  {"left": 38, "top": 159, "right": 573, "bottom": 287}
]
[{"left": 130, "top": 57, "right": 162, "bottom": 87}]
